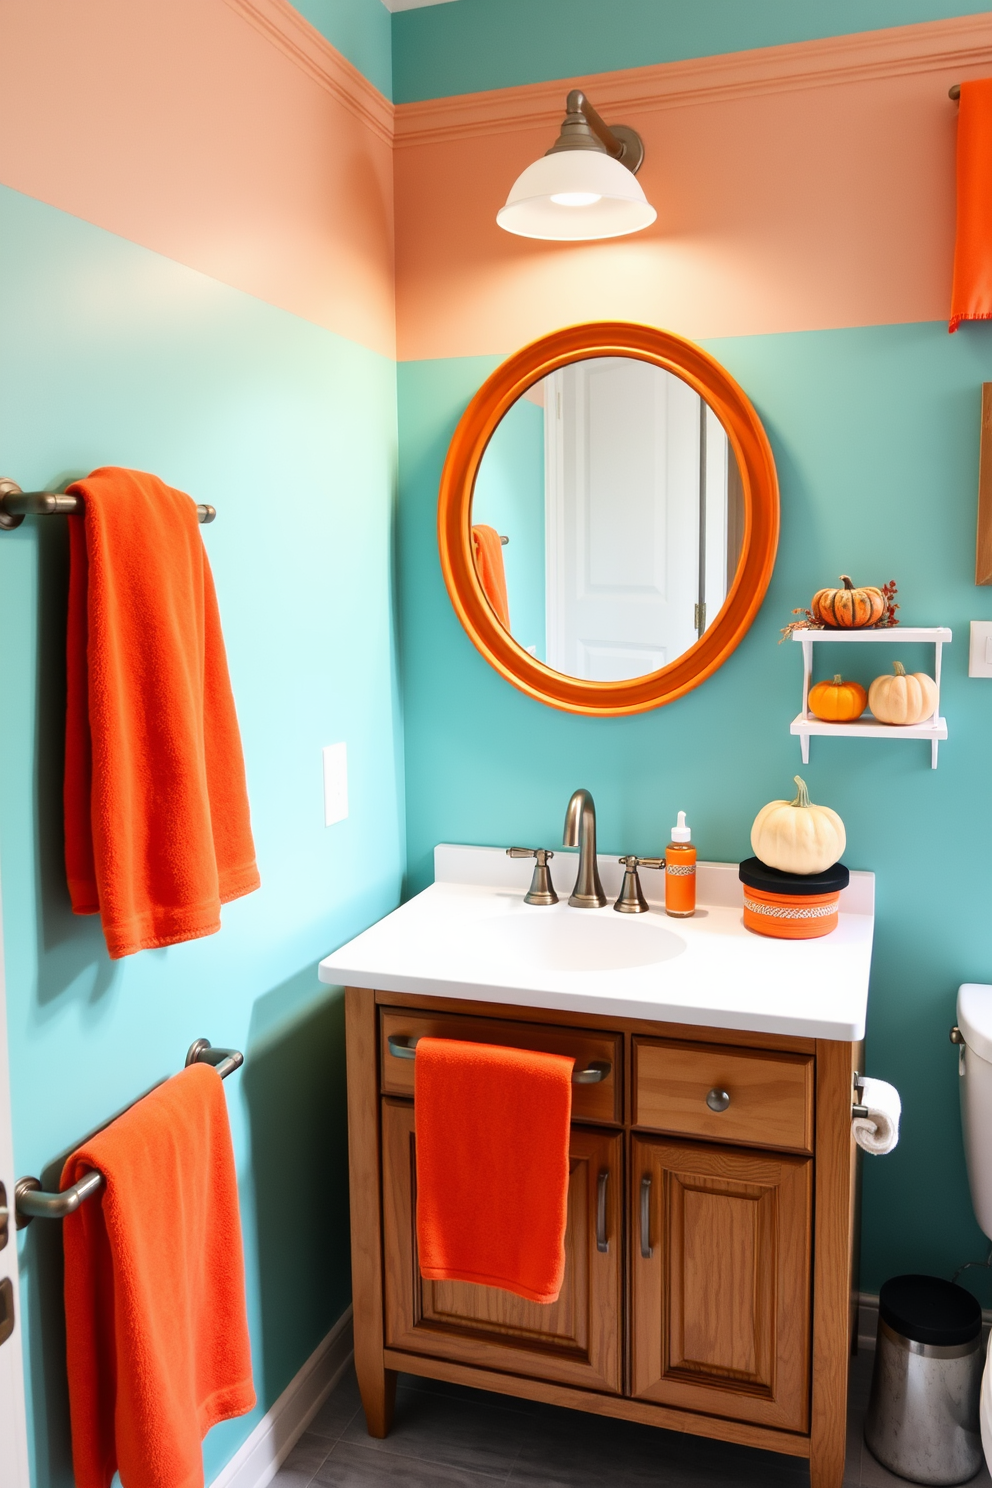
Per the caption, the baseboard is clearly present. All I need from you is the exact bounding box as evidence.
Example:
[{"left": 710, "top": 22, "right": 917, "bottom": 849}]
[
  {"left": 858, "top": 1290, "right": 992, "bottom": 1352},
  {"left": 210, "top": 1306, "right": 354, "bottom": 1488}
]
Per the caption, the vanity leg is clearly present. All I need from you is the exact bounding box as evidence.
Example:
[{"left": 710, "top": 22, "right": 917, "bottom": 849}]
[
  {"left": 809, "top": 1038, "right": 859, "bottom": 1488},
  {"left": 345, "top": 986, "right": 396, "bottom": 1438},
  {"left": 356, "top": 1359, "right": 396, "bottom": 1438}
]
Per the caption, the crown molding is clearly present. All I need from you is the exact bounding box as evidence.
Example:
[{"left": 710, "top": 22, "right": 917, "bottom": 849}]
[
  {"left": 223, "top": 0, "right": 394, "bottom": 145},
  {"left": 394, "top": 12, "right": 992, "bottom": 147}
]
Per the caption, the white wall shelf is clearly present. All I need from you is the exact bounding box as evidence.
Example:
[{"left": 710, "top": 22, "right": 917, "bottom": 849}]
[{"left": 790, "top": 627, "right": 952, "bottom": 769}]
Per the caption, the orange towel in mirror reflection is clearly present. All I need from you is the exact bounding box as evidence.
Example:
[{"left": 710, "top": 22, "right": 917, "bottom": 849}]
[
  {"left": 951, "top": 78, "right": 992, "bottom": 331},
  {"left": 471, "top": 524, "right": 510, "bottom": 629}
]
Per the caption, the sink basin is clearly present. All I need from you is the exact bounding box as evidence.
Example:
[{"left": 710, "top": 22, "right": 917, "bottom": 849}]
[{"left": 472, "top": 911, "right": 685, "bottom": 973}]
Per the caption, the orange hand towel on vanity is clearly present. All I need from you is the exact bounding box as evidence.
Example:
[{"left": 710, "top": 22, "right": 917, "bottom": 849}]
[
  {"left": 950, "top": 79, "right": 992, "bottom": 331},
  {"left": 61, "top": 1062, "right": 255, "bottom": 1488},
  {"left": 471, "top": 524, "right": 510, "bottom": 630},
  {"left": 64, "top": 468, "right": 260, "bottom": 958},
  {"left": 415, "top": 1038, "right": 574, "bottom": 1304}
]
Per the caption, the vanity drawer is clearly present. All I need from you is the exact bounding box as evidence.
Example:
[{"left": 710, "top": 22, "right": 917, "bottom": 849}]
[
  {"left": 379, "top": 1009, "right": 622, "bottom": 1124},
  {"left": 633, "top": 1039, "right": 813, "bottom": 1153}
]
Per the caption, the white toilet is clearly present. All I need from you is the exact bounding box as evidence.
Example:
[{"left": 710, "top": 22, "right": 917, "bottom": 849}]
[{"left": 954, "top": 983, "right": 992, "bottom": 1470}]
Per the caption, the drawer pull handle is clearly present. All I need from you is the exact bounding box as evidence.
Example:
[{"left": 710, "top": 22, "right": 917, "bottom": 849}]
[
  {"left": 640, "top": 1173, "right": 652, "bottom": 1259},
  {"left": 387, "top": 1036, "right": 611, "bottom": 1085},
  {"left": 706, "top": 1087, "right": 731, "bottom": 1113},
  {"left": 596, "top": 1170, "right": 609, "bottom": 1253}
]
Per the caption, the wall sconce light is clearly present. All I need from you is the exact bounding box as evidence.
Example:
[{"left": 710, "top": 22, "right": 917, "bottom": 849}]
[{"left": 496, "top": 89, "right": 656, "bottom": 242}]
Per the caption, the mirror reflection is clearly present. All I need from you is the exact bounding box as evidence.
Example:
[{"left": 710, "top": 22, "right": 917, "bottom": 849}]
[{"left": 471, "top": 357, "right": 745, "bottom": 683}]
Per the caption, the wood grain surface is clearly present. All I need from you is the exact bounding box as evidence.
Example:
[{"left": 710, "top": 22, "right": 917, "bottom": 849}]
[
  {"left": 630, "top": 1135, "right": 811, "bottom": 1432},
  {"left": 633, "top": 1038, "right": 813, "bottom": 1152}
]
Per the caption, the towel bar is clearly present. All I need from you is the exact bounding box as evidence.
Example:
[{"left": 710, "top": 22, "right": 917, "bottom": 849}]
[
  {"left": 385, "top": 1033, "right": 610, "bottom": 1084},
  {"left": 14, "top": 1039, "right": 243, "bottom": 1227},
  {"left": 0, "top": 478, "right": 216, "bottom": 532}
]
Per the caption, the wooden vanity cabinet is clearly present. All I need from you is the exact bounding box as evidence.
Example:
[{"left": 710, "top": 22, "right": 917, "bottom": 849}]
[{"left": 346, "top": 988, "right": 861, "bottom": 1488}]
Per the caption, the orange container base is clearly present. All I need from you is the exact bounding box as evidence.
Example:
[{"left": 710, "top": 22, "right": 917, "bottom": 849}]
[{"left": 741, "top": 886, "right": 840, "bottom": 940}]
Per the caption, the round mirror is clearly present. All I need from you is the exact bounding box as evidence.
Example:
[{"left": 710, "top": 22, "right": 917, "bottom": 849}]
[{"left": 439, "top": 323, "right": 779, "bottom": 716}]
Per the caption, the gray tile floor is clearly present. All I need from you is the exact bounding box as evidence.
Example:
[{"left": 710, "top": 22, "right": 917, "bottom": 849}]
[{"left": 272, "top": 1349, "right": 992, "bottom": 1488}]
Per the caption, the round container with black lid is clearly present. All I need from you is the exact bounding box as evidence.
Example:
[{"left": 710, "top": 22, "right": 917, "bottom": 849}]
[
  {"left": 738, "top": 857, "right": 849, "bottom": 939},
  {"left": 865, "top": 1274, "right": 984, "bottom": 1484},
  {"left": 879, "top": 1274, "right": 981, "bottom": 1347}
]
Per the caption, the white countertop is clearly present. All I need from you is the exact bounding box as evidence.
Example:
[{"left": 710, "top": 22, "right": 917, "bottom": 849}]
[{"left": 319, "top": 845, "right": 874, "bottom": 1042}]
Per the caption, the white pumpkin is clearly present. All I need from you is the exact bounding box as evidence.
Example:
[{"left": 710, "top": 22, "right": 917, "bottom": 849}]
[
  {"left": 868, "top": 661, "right": 938, "bottom": 726},
  {"left": 750, "top": 776, "right": 846, "bottom": 876}
]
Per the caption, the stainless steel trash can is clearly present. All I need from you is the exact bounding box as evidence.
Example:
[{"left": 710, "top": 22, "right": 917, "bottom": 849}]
[{"left": 864, "top": 1274, "right": 984, "bottom": 1485}]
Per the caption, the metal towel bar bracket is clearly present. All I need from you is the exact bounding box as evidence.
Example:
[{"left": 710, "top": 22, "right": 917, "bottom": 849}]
[
  {"left": 386, "top": 1034, "right": 610, "bottom": 1084},
  {"left": 14, "top": 1039, "right": 243, "bottom": 1227},
  {"left": 0, "top": 478, "right": 216, "bottom": 531}
]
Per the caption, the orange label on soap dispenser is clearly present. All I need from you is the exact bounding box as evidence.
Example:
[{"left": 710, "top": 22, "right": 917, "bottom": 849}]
[{"left": 664, "top": 843, "right": 696, "bottom": 917}]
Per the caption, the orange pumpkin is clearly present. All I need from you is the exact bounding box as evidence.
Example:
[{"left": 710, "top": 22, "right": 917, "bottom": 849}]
[
  {"left": 808, "top": 674, "right": 868, "bottom": 722},
  {"left": 811, "top": 575, "right": 886, "bottom": 629}
]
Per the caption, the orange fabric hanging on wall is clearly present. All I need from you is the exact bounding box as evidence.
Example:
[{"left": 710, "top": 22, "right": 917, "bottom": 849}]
[
  {"left": 950, "top": 79, "right": 992, "bottom": 332},
  {"left": 414, "top": 1038, "right": 574, "bottom": 1304},
  {"left": 471, "top": 523, "right": 511, "bottom": 630},
  {"left": 64, "top": 467, "right": 260, "bottom": 958},
  {"left": 61, "top": 1063, "right": 255, "bottom": 1488}
]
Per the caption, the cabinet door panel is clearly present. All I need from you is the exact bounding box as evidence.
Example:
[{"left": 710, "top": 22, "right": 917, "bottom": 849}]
[
  {"left": 382, "top": 1099, "right": 622, "bottom": 1393},
  {"left": 631, "top": 1135, "right": 811, "bottom": 1432}
]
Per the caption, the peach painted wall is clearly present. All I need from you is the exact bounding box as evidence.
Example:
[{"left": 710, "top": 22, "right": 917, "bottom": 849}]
[
  {"left": 394, "top": 14, "right": 992, "bottom": 361},
  {"left": 0, "top": 0, "right": 396, "bottom": 358}
]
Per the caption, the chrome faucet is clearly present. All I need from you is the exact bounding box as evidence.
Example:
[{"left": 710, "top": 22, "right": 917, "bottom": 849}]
[{"left": 563, "top": 789, "right": 607, "bottom": 908}]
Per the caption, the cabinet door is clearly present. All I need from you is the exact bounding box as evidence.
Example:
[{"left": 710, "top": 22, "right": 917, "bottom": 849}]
[
  {"left": 631, "top": 1135, "right": 811, "bottom": 1432},
  {"left": 382, "top": 1099, "right": 622, "bottom": 1393}
]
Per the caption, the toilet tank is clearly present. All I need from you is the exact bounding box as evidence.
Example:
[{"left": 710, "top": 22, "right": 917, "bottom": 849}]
[{"left": 957, "top": 983, "right": 992, "bottom": 1239}]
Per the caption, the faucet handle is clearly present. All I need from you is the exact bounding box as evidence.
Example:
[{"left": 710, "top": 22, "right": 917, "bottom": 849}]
[
  {"left": 506, "top": 847, "right": 558, "bottom": 906},
  {"left": 614, "top": 855, "right": 664, "bottom": 914}
]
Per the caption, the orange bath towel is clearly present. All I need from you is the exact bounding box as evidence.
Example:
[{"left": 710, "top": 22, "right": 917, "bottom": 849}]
[
  {"left": 64, "top": 468, "right": 260, "bottom": 958},
  {"left": 415, "top": 1038, "right": 574, "bottom": 1304},
  {"left": 950, "top": 79, "right": 992, "bottom": 331},
  {"left": 471, "top": 524, "right": 510, "bottom": 630},
  {"left": 62, "top": 1062, "right": 255, "bottom": 1488}
]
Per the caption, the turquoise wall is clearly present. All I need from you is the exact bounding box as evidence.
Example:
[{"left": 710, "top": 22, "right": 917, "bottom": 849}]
[
  {"left": 292, "top": 0, "right": 392, "bottom": 97},
  {"left": 471, "top": 396, "right": 546, "bottom": 660},
  {"left": 397, "top": 320, "right": 992, "bottom": 1297},
  {"left": 0, "top": 185, "right": 404, "bottom": 1486},
  {"left": 392, "top": 0, "right": 991, "bottom": 102}
]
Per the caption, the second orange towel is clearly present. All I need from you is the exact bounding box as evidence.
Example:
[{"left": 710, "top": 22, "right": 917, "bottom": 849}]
[
  {"left": 414, "top": 1038, "right": 574, "bottom": 1304},
  {"left": 62, "top": 1063, "right": 255, "bottom": 1488}
]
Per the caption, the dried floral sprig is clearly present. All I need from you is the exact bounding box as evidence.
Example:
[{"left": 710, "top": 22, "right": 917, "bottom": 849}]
[
  {"left": 779, "top": 579, "right": 899, "bottom": 642},
  {"left": 876, "top": 579, "right": 900, "bottom": 628}
]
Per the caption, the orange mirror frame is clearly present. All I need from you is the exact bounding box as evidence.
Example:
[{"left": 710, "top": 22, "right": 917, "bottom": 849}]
[{"left": 438, "top": 322, "right": 780, "bottom": 717}]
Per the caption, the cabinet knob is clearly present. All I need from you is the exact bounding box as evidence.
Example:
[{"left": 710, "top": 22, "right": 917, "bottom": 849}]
[{"left": 706, "top": 1087, "right": 731, "bottom": 1113}]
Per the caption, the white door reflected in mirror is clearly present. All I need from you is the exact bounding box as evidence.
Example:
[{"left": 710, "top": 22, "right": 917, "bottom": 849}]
[{"left": 472, "top": 357, "right": 744, "bottom": 684}]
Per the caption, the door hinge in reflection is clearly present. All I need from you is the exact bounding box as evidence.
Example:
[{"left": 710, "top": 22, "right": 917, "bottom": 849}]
[
  {"left": 0, "top": 1181, "right": 7, "bottom": 1251},
  {"left": 694, "top": 602, "right": 706, "bottom": 633},
  {"left": 0, "top": 1277, "right": 13, "bottom": 1347}
]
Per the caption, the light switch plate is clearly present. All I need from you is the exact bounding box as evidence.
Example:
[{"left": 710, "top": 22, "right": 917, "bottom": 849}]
[
  {"left": 969, "top": 622, "right": 992, "bottom": 677},
  {"left": 322, "top": 743, "right": 348, "bottom": 825}
]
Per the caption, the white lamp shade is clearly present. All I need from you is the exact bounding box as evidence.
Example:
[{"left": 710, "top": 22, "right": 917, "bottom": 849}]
[{"left": 497, "top": 149, "right": 656, "bottom": 241}]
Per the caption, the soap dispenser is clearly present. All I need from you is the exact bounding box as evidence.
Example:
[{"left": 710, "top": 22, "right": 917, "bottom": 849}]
[{"left": 664, "top": 811, "right": 696, "bottom": 918}]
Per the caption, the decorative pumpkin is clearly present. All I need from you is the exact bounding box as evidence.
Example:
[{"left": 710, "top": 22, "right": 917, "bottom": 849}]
[
  {"left": 808, "top": 674, "right": 867, "bottom": 723},
  {"left": 868, "top": 660, "right": 938, "bottom": 726},
  {"left": 750, "top": 776, "right": 846, "bottom": 876},
  {"left": 811, "top": 575, "right": 886, "bottom": 629}
]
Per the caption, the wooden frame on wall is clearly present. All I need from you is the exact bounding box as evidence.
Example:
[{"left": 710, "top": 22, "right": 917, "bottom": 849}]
[
  {"left": 437, "top": 322, "right": 780, "bottom": 717},
  {"left": 976, "top": 383, "right": 992, "bottom": 586}
]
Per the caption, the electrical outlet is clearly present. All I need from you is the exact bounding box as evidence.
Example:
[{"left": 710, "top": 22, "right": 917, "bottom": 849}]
[
  {"left": 969, "top": 621, "right": 992, "bottom": 678},
  {"left": 322, "top": 743, "right": 348, "bottom": 825}
]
